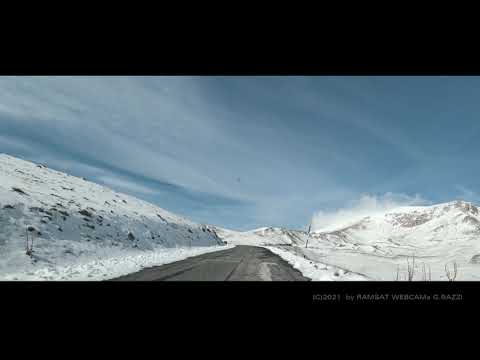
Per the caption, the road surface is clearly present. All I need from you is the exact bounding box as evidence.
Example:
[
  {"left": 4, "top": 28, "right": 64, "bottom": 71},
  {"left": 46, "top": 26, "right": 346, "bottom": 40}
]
[{"left": 112, "top": 245, "right": 310, "bottom": 281}]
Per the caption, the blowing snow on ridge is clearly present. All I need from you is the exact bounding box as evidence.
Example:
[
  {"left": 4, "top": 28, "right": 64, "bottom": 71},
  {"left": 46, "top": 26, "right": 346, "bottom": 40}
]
[{"left": 0, "top": 154, "right": 228, "bottom": 280}]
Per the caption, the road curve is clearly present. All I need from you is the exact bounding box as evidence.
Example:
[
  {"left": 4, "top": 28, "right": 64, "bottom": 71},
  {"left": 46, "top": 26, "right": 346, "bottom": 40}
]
[{"left": 111, "top": 245, "right": 310, "bottom": 281}]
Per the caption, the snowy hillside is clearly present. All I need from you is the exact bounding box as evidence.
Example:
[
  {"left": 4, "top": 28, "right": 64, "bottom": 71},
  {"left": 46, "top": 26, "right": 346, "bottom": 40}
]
[
  {"left": 220, "top": 201, "right": 480, "bottom": 280},
  {"left": 308, "top": 201, "right": 480, "bottom": 254},
  {"left": 0, "top": 154, "right": 227, "bottom": 280},
  {"left": 217, "top": 226, "right": 310, "bottom": 247},
  {"left": 295, "top": 200, "right": 480, "bottom": 280}
]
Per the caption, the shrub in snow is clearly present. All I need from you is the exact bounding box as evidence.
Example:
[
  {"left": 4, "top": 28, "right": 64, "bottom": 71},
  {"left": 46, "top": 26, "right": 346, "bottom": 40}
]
[{"left": 444, "top": 262, "right": 458, "bottom": 281}]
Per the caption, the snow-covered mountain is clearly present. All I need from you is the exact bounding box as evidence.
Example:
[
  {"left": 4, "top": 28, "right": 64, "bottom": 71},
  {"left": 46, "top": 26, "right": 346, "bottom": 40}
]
[
  {"left": 300, "top": 201, "right": 480, "bottom": 280},
  {"left": 308, "top": 201, "right": 480, "bottom": 253},
  {"left": 217, "top": 226, "right": 309, "bottom": 246},
  {"left": 220, "top": 201, "right": 480, "bottom": 280},
  {"left": 0, "top": 154, "right": 226, "bottom": 280}
]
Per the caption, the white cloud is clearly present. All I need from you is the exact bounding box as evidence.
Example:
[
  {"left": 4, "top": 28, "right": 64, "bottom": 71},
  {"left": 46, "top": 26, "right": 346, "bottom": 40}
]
[
  {"left": 3, "top": 76, "right": 424, "bottom": 230},
  {"left": 311, "top": 192, "right": 429, "bottom": 232},
  {"left": 0, "top": 77, "right": 269, "bottom": 200}
]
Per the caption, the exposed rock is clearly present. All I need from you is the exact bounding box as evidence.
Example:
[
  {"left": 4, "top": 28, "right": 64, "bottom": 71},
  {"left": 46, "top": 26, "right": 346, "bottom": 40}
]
[
  {"left": 392, "top": 212, "right": 432, "bottom": 227},
  {"left": 11, "top": 187, "right": 28, "bottom": 196},
  {"left": 463, "top": 215, "right": 480, "bottom": 225},
  {"left": 79, "top": 209, "right": 93, "bottom": 217},
  {"left": 470, "top": 254, "right": 480, "bottom": 264},
  {"left": 454, "top": 201, "right": 479, "bottom": 215},
  {"left": 156, "top": 214, "right": 168, "bottom": 223},
  {"left": 50, "top": 193, "right": 67, "bottom": 200}
]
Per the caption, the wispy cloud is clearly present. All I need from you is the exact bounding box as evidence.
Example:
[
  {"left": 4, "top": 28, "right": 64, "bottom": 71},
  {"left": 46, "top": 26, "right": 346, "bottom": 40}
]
[
  {"left": 0, "top": 76, "right": 355, "bottom": 229},
  {"left": 1, "top": 76, "right": 479, "bottom": 230}
]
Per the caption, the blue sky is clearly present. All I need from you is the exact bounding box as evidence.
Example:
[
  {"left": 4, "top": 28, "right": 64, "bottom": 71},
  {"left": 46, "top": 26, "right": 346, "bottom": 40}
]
[{"left": 1, "top": 76, "right": 480, "bottom": 231}]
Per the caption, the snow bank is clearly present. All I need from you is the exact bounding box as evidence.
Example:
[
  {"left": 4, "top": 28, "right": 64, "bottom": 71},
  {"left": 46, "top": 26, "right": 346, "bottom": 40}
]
[
  {"left": 265, "top": 246, "right": 368, "bottom": 281},
  {"left": 0, "top": 244, "right": 234, "bottom": 281}
]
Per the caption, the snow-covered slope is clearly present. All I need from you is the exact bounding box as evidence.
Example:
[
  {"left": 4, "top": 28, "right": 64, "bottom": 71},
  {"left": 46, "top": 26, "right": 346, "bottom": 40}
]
[
  {"left": 217, "top": 226, "right": 310, "bottom": 247},
  {"left": 290, "top": 201, "right": 480, "bottom": 280},
  {"left": 309, "top": 201, "right": 480, "bottom": 253},
  {"left": 0, "top": 154, "right": 226, "bottom": 280},
  {"left": 219, "top": 201, "right": 480, "bottom": 280}
]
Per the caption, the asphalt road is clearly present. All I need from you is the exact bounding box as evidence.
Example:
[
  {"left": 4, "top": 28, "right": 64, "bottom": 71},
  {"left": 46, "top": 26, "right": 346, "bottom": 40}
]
[{"left": 112, "top": 245, "right": 310, "bottom": 281}]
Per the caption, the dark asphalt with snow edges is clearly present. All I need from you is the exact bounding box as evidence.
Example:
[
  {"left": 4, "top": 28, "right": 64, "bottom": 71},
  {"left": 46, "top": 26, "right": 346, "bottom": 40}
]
[{"left": 111, "top": 245, "right": 310, "bottom": 281}]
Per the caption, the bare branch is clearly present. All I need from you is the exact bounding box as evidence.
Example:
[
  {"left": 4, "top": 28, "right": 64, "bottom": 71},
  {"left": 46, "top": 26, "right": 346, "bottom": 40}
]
[
  {"left": 25, "top": 225, "right": 33, "bottom": 256},
  {"left": 445, "top": 261, "right": 458, "bottom": 281},
  {"left": 25, "top": 226, "right": 29, "bottom": 254},
  {"left": 407, "top": 254, "right": 415, "bottom": 281}
]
